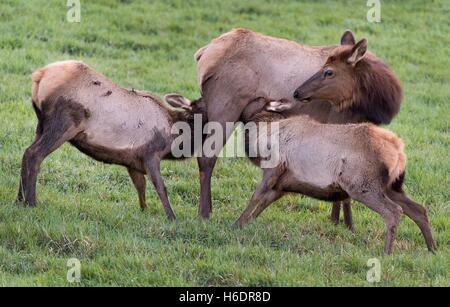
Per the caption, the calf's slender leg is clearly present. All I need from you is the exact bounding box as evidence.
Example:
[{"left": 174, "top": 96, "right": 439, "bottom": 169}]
[
  {"left": 17, "top": 104, "right": 44, "bottom": 202},
  {"left": 127, "top": 168, "right": 147, "bottom": 211},
  {"left": 236, "top": 165, "right": 285, "bottom": 227},
  {"left": 235, "top": 181, "right": 271, "bottom": 227},
  {"left": 331, "top": 199, "right": 354, "bottom": 231},
  {"left": 145, "top": 157, "right": 176, "bottom": 220},
  {"left": 19, "top": 125, "right": 81, "bottom": 206},
  {"left": 350, "top": 191, "right": 402, "bottom": 255},
  {"left": 330, "top": 201, "right": 341, "bottom": 224},
  {"left": 17, "top": 145, "right": 35, "bottom": 203},
  {"left": 387, "top": 189, "right": 436, "bottom": 252},
  {"left": 249, "top": 190, "right": 283, "bottom": 220},
  {"left": 342, "top": 199, "right": 354, "bottom": 231},
  {"left": 17, "top": 99, "right": 85, "bottom": 206}
]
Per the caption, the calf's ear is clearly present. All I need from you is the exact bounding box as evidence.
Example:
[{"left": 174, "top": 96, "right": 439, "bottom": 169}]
[
  {"left": 347, "top": 38, "right": 368, "bottom": 66},
  {"left": 266, "top": 99, "right": 295, "bottom": 112},
  {"left": 341, "top": 30, "right": 355, "bottom": 46},
  {"left": 164, "top": 94, "right": 192, "bottom": 111}
]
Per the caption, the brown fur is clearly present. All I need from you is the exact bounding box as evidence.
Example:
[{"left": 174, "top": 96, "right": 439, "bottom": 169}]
[
  {"left": 18, "top": 61, "right": 207, "bottom": 220},
  {"left": 294, "top": 42, "right": 403, "bottom": 125}
]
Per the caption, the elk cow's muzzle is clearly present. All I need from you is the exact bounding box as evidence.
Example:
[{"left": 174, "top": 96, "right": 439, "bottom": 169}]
[
  {"left": 293, "top": 89, "right": 312, "bottom": 102},
  {"left": 293, "top": 70, "right": 322, "bottom": 102}
]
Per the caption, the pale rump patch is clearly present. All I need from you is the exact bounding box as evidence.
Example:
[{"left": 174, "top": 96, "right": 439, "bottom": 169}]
[
  {"left": 32, "top": 60, "right": 84, "bottom": 109},
  {"left": 369, "top": 126, "right": 406, "bottom": 183}
]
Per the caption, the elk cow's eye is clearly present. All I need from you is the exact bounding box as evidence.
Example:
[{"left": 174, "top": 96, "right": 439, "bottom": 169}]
[{"left": 324, "top": 69, "right": 334, "bottom": 77}]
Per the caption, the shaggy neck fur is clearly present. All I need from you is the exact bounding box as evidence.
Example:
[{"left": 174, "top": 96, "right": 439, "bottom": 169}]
[{"left": 350, "top": 56, "right": 403, "bottom": 125}]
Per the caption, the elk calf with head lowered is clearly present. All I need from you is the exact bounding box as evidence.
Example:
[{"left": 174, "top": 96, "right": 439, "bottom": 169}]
[{"left": 17, "top": 61, "right": 206, "bottom": 220}]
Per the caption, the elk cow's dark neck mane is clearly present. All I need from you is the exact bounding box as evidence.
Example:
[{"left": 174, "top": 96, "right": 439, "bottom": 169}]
[{"left": 350, "top": 55, "right": 403, "bottom": 125}]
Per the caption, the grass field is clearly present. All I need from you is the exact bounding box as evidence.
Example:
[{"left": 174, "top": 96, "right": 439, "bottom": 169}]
[{"left": 0, "top": 0, "right": 449, "bottom": 286}]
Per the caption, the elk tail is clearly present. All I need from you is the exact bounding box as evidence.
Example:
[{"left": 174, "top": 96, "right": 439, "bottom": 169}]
[{"left": 31, "top": 68, "right": 45, "bottom": 109}]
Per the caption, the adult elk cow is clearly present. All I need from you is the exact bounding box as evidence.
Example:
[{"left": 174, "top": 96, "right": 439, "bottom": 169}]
[{"left": 195, "top": 29, "right": 402, "bottom": 229}]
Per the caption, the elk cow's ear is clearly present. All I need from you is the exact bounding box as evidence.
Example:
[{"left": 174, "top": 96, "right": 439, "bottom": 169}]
[
  {"left": 266, "top": 99, "right": 295, "bottom": 112},
  {"left": 347, "top": 38, "right": 368, "bottom": 66},
  {"left": 340, "top": 30, "right": 355, "bottom": 46},
  {"left": 164, "top": 94, "right": 192, "bottom": 111}
]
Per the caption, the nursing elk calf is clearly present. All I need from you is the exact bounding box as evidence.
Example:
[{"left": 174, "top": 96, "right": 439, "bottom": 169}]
[{"left": 16, "top": 61, "right": 206, "bottom": 220}]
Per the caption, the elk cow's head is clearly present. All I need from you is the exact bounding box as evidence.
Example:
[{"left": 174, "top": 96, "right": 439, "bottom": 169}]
[{"left": 294, "top": 31, "right": 403, "bottom": 125}]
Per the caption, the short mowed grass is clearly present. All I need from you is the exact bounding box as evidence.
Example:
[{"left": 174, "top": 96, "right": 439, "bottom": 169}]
[{"left": 0, "top": 0, "right": 449, "bottom": 286}]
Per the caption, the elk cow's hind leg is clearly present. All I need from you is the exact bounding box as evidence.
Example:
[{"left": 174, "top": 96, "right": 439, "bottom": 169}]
[{"left": 197, "top": 114, "right": 246, "bottom": 219}]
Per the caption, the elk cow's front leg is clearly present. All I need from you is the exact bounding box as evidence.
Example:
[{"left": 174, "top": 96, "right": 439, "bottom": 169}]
[
  {"left": 144, "top": 157, "right": 176, "bottom": 220},
  {"left": 197, "top": 109, "right": 247, "bottom": 219},
  {"left": 197, "top": 156, "right": 217, "bottom": 219},
  {"left": 197, "top": 65, "right": 258, "bottom": 219},
  {"left": 127, "top": 168, "right": 147, "bottom": 211}
]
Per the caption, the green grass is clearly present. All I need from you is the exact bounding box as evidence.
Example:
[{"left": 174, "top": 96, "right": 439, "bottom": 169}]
[{"left": 0, "top": 0, "right": 449, "bottom": 286}]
